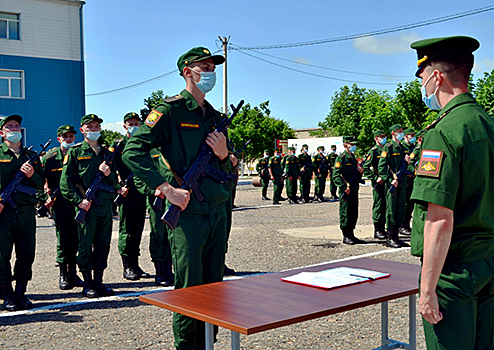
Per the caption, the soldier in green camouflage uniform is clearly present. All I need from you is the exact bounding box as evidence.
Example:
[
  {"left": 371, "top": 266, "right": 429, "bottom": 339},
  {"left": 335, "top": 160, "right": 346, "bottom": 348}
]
[
  {"left": 121, "top": 47, "right": 235, "bottom": 350},
  {"left": 333, "top": 136, "right": 364, "bottom": 245},
  {"left": 284, "top": 147, "right": 299, "bottom": 204},
  {"left": 60, "top": 114, "right": 121, "bottom": 298},
  {"left": 363, "top": 130, "right": 387, "bottom": 240},
  {"left": 298, "top": 144, "right": 313, "bottom": 203},
  {"left": 0, "top": 115, "right": 44, "bottom": 311},
  {"left": 400, "top": 128, "right": 416, "bottom": 236},
  {"left": 41, "top": 125, "right": 83, "bottom": 290},
  {"left": 378, "top": 124, "right": 410, "bottom": 248},
  {"left": 112, "top": 112, "right": 150, "bottom": 281},
  {"left": 256, "top": 150, "right": 270, "bottom": 200},
  {"left": 328, "top": 144, "right": 339, "bottom": 200},
  {"left": 313, "top": 146, "right": 329, "bottom": 202},
  {"left": 269, "top": 148, "right": 283, "bottom": 205}
]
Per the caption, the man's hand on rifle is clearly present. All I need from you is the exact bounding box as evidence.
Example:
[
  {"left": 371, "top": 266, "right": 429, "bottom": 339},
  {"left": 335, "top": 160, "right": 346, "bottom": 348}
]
[
  {"left": 78, "top": 199, "right": 91, "bottom": 211},
  {"left": 158, "top": 182, "right": 190, "bottom": 211},
  {"left": 344, "top": 185, "right": 351, "bottom": 195},
  {"left": 377, "top": 176, "right": 383, "bottom": 184},
  {"left": 391, "top": 179, "right": 399, "bottom": 188},
  {"left": 357, "top": 165, "right": 364, "bottom": 174},
  {"left": 405, "top": 155, "right": 411, "bottom": 164},
  {"left": 229, "top": 154, "right": 238, "bottom": 167},
  {"left": 20, "top": 162, "right": 34, "bottom": 178},
  {"left": 206, "top": 131, "right": 228, "bottom": 161},
  {"left": 117, "top": 186, "right": 129, "bottom": 198},
  {"left": 154, "top": 188, "right": 165, "bottom": 199},
  {"left": 99, "top": 162, "right": 111, "bottom": 177},
  {"left": 45, "top": 197, "right": 55, "bottom": 209},
  {"left": 0, "top": 202, "right": 4, "bottom": 214}
]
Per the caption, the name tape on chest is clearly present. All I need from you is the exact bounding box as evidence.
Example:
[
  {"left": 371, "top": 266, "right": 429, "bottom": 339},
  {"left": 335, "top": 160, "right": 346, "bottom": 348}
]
[
  {"left": 145, "top": 110, "right": 163, "bottom": 127},
  {"left": 180, "top": 123, "right": 200, "bottom": 129},
  {"left": 417, "top": 149, "right": 443, "bottom": 178},
  {"left": 0, "top": 159, "right": 12, "bottom": 163}
]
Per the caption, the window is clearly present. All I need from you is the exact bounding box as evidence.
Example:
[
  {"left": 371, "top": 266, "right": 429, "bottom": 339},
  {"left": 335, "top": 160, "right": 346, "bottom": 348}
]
[
  {"left": 0, "top": 70, "right": 24, "bottom": 98},
  {"left": 0, "top": 12, "right": 20, "bottom": 40}
]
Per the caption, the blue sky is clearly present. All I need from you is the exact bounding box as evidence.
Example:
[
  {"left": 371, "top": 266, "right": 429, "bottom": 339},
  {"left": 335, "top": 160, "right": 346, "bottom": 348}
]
[{"left": 83, "top": 1, "right": 494, "bottom": 134}]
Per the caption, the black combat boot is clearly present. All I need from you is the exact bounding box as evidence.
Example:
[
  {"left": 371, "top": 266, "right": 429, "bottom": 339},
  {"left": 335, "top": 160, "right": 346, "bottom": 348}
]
[
  {"left": 122, "top": 256, "right": 139, "bottom": 281},
  {"left": 59, "top": 263, "right": 72, "bottom": 290},
  {"left": 0, "top": 283, "right": 19, "bottom": 311},
  {"left": 154, "top": 261, "right": 173, "bottom": 287},
  {"left": 82, "top": 271, "right": 99, "bottom": 298},
  {"left": 373, "top": 223, "right": 386, "bottom": 240},
  {"left": 224, "top": 264, "right": 236, "bottom": 276},
  {"left": 15, "top": 280, "right": 33, "bottom": 310},
  {"left": 93, "top": 270, "right": 114, "bottom": 296},
  {"left": 399, "top": 226, "right": 412, "bottom": 236},
  {"left": 131, "top": 256, "right": 151, "bottom": 278},
  {"left": 68, "top": 263, "right": 84, "bottom": 287},
  {"left": 342, "top": 228, "right": 356, "bottom": 245},
  {"left": 385, "top": 230, "right": 401, "bottom": 248}
]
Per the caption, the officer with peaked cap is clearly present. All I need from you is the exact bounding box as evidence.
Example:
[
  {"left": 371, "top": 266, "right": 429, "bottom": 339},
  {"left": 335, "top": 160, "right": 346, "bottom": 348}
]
[
  {"left": 298, "top": 144, "right": 313, "bottom": 203},
  {"left": 410, "top": 36, "right": 494, "bottom": 349},
  {"left": 122, "top": 46, "right": 236, "bottom": 350},
  {"left": 313, "top": 145, "right": 329, "bottom": 202}
]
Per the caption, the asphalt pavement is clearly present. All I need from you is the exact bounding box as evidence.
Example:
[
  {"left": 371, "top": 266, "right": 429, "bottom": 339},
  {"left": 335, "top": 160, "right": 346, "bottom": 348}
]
[{"left": 0, "top": 183, "right": 425, "bottom": 349}]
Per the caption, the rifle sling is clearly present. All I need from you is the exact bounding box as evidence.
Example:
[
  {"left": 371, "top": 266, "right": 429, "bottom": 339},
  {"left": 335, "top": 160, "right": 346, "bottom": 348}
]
[{"left": 160, "top": 155, "right": 183, "bottom": 188}]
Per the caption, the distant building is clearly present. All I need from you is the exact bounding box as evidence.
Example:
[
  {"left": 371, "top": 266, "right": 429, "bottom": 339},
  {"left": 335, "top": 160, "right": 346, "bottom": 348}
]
[
  {"left": 293, "top": 128, "right": 320, "bottom": 139},
  {"left": 0, "top": 0, "right": 85, "bottom": 148}
]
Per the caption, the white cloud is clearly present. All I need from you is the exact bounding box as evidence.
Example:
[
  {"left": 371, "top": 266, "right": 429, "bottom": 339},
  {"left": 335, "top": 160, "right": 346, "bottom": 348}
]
[
  {"left": 102, "top": 121, "right": 125, "bottom": 134},
  {"left": 473, "top": 57, "right": 494, "bottom": 74},
  {"left": 353, "top": 32, "right": 421, "bottom": 55}
]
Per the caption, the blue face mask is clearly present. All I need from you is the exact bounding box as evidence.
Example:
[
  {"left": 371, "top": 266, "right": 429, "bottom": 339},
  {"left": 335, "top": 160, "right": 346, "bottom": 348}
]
[
  {"left": 85, "top": 131, "right": 101, "bottom": 141},
  {"left": 193, "top": 70, "right": 216, "bottom": 94},
  {"left": 5, "top": 131, "right": 22, "bottom": 144},
  {"left": 61, "top": 141, "right": 75, "bottom": 149},
  {"left": 421, "top": 72, "right": 442, "bottom": 110},
  {"left": 379, "top": 137, "right": 387, "bottom": 145},
  {"left": 127, "top": 126, "right": 139, "bottom": 136},
  {"left": 275, "top": 154, "right": 280, "bottom": 158},
  {"left": 349, "top": 145, "right": 357, "bottom": 153},
  {"left": 395, "top": 132, "right": 405, "bottom": 141},
  {"left": 409, "top": 137, "right": 417, "bottom": 144}
]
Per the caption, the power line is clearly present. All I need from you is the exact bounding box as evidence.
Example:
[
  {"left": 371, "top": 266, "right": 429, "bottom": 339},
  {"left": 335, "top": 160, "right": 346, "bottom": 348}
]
[
  {"left": 235, "top": 49, "right": 400, "bottom": 86},
  {"left": 233, "top": 5, "right": 494, "bottom": 50},
  {"left": 229, "top": 44, "right": 409, "bottom": 78}
]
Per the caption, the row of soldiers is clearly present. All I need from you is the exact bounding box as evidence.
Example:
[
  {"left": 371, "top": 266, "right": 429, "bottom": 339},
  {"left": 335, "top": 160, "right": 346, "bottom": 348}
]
[
  {"left": 255, "top": 144, "right": 339, "bottom": 205},
  {"left": 0, "top": 112, "right": 179, "bottom": 311}
]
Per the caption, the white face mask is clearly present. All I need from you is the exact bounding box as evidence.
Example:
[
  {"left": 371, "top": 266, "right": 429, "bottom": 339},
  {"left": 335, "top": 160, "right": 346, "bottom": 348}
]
[
  {"left": 5, "top": 131, "right": 22, "bottom": 143},
  {"left": 192, "top": 70, "right": 216, "bottom": 94},
  {"left": 85, "top": 131, "right": 100, "bottom": 141},
  {"left": 61, "top": 141, "right": 75, "bottom": 149}
]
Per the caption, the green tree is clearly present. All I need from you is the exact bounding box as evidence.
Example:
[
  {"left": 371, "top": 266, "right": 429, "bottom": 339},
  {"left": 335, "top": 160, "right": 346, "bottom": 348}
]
[
  {"left": 228, "top": 101, "right": 295, "bottom": 162},
  {"left": 394, "top": 80, "right": 433, "bottom": 130},
  {"left": 141, "top": 90, "right": 170, "bottom": 120},
  {"left": 474, "top": 70, "right": 494, "bottom": 116},
  {"left": 101, "top": 129, "right": 124, "bottom": 147}
]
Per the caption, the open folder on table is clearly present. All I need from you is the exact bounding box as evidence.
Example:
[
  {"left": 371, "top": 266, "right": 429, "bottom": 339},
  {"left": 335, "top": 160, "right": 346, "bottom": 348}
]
[{"left": 280, "top": 267, "right": 390, "bottom": 290}]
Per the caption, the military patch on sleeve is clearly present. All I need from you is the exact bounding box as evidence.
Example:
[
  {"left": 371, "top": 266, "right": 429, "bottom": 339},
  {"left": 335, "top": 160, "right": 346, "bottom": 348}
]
[
  {"left": 381, "top": 151, "right": 387, "bottom": 158},
  {"left": 335, "top": 161, "right": 341, "bottom": 168},
  {"left": 145, "top": 110, "right": 163, "bottom": 127},
  {"left": 366, "top": 154, "right": 371, "bottom": 161},
  {"left": 410, "top": 152, "right": 416, "bottom": 160},
  {"left": 417, "top": 149, "right": 443, "bottom": 178},
  {"left": 63, "top": 154, "right": 69, "bottom": 165}
]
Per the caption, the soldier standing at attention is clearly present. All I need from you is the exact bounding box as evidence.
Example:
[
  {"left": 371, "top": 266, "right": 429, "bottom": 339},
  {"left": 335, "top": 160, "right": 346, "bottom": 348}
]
[
  {"left": 298, "top": 144, "right": 312, "bottom": 203},
  {"left": 0, "top": 115, "right": 44, "bottom": 311},
  {"left": 122, "top": 47, "right": 235, "bottom": 350},
  {"left": 313, "top": 146, "right": 329, "bottom": 202},
  {"left": 333, "top": 136, "right": 364, "bottom": 245},
  {"left": 410, "top": 36, "right": 494, "bottom": 349},
  {"left": 269, "top": 148, "right": 283, "bottom": 205},
  {"left": 60, "top": 114, "right": 121, "bottom": 298},
  {"left": 133, "top": 149, "right": 174, "bottom": 287},
  {"left": 378, "top": 124, "right": 410, "bottom": 248},
  {"left": 328, "top": 144, "right": 339, "bottom": 201},
  {"left": 400, "top": 128, "right": 416, "bottom": 236},
  {"left": 112, "top": 112, "right": 150, "bottom": 281},
  {"left": 363, "top": 130, "right": 387, "bottom": 240},
  {"left": 256, "top": 149, "right": 270, "bottom": 200},
  {"left": 42, "top": 125, "right": 84, "bottom": 290},
  {"left": 284, "top": 147, "right": 299, "bottom": 204}
]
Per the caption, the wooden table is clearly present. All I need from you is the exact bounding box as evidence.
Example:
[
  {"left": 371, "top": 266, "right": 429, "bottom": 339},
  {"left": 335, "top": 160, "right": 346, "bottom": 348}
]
[{"left": 141, "top": 258, "right": 420, "bottom": 350}]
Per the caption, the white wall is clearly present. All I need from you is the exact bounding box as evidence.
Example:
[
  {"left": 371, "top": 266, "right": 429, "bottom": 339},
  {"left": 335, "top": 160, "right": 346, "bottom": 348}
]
[{"left": 0, "top": 0, "right": 83, "bottom": 61}]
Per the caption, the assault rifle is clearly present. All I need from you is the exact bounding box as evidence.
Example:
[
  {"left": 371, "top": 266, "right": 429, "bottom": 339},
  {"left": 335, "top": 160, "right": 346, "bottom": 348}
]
[
  {"left": 161, "top": 100, "right": 244, "bottom": 230},
  {"left": 36, "top": 186, "right": 60, "bottom": 218},
  {"left": 114, "top": 172, "right": 133, "bottom": 206},
  {"left": 300, "top": 152, "right": 312, "bottom": 176},
  {"left": 316, "top": 155, "right": 329, "bottom": 178},
  {"left": 75, "top": 141, "right": 123, "bottom": 224},
  {"left": 340, "top": 159, "right": 365, "bottom": 201},
  {"left": 233, "top": 139, "right": 251, "bottom": 158},
  {"left": 389, "top": 145, "right": 416, "bottom": 195},
  {"left": 0, "top": 139, "right": 52, "bottom": 209}
]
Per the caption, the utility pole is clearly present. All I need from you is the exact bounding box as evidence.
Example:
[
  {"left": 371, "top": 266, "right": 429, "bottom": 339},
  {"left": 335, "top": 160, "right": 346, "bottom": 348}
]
[{"left": 219, "top": 36, "right": 230, "bottom": 115}]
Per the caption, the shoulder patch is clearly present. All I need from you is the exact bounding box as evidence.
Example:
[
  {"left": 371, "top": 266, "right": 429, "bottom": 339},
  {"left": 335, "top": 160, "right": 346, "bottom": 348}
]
[
  {"left": 366, "top": 154, "right": 371, "bottom": 161},
  {"left": 335, "top": 161, "right": 341, "bottom": 168},
  {"left": 410, "top": 153, "right": 416, "bottom": 159},
  {"left": 63, "top": 154, "right": 69, "bottom": 165},
  {"left": 417, "top": 149, "right": 444, "bottom": 178},
  {"left": 381, "top": 151, "right": 387, "bottom": 158},
  {"left": 145, "top": 110, "right": 163, "bottom": 127}
]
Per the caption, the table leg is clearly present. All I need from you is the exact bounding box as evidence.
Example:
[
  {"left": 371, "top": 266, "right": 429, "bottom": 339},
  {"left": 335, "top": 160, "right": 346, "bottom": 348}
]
[
  {"left": 231, "top": 330, "right": 240, "bottom": 350},
  {"left": 205, "top": 322, "right": 214, "bottom": 350},
  {"left": 408, "top": 294, "right": 416, "bottom": 350}
]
